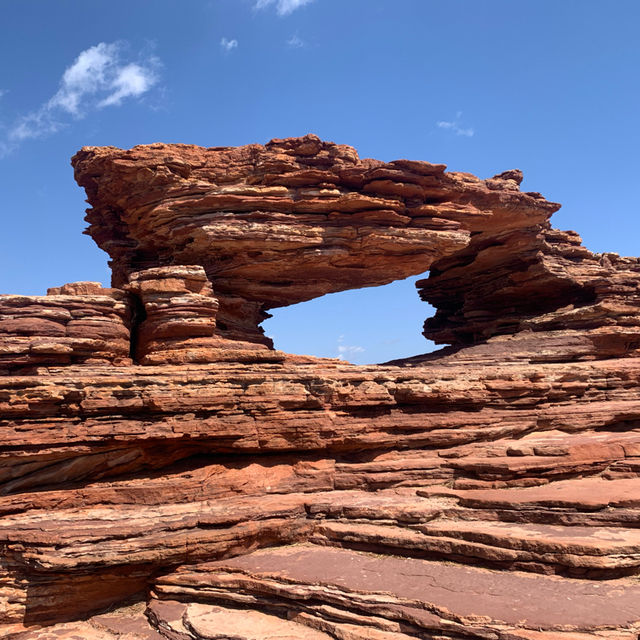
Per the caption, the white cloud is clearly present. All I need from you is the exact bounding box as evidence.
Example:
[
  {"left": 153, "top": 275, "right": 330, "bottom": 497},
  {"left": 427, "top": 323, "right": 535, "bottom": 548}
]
[
  {"left": 48, "top": 42, "right": 119, "bottom": 115},
  {"left": 437, "top": 121, "right": 474, "bottom": 137},
  {"left": 6, "top": 42, "right": 158, "bottom": 144},
  {"left": 256, "top": 0, "right": 314, "bottom": 16},
  {"left": 337, "top": 335, "right": 365, "bottom": 360},
  {"left": 338, "top": 344, "right": 365, "bottom": 357},
  {"left": 220, "top": 37, "right": 238, "bottom": 52},
  {"left": 98, "top": 63, "right": 156, "bottom": 107},
  {"left": 287, "top": 35, "right": 305, "bottom": 48},
  {"left": 10, "top": 111, "right": 61, "bottom": 141},
  {"left": 436, "top": 112, "right": 474, "bottom": 138}
]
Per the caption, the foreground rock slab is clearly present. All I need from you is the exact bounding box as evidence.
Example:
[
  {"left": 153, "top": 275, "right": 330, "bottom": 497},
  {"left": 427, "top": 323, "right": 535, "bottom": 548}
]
[
  {"left": 3, "top": 603, "right": 164, "bottom": 640},
  {"left": 148, "top": 600, "right": 333, "bottom": 640},
  {"left": 155, "top": 544, "right": 640, "bottom": 639}
]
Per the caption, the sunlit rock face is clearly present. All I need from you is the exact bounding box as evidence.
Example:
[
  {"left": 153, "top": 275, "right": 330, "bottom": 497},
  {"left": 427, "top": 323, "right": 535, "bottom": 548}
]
[
  {"left": 123, "top": 265, "right": 284, "bottom": 365},
  {"left": 2, "top": 136, "right": 640, "bottom": 639}
]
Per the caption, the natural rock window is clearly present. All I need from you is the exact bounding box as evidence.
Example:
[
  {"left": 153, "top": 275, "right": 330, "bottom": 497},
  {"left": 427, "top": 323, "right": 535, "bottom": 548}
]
[{"left": 262, "top": 273, "right": 438, "bottom": 364}]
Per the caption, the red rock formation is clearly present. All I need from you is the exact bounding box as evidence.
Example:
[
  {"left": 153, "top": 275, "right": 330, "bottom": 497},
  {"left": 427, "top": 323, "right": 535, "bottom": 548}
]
[
  {"left": 125, "top": 265, "right": 283, "bottom": 364},
  {"left": 0, "top": 282, "right": 131, "bottom": 374},
  {"left": 2, "top": 136, "right": 640, "bottom": 639},
  {"left": 417, "top": 223, "right": 640, "bottom": 362},
  {"left": 71, "top": 135, "right": 557, "bottom": 349}
]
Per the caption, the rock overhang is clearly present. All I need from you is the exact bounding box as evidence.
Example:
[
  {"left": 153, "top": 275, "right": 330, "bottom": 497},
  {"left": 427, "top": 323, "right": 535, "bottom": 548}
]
[{"left": 71, "top": 134, "right": 559, "bottom": 309}]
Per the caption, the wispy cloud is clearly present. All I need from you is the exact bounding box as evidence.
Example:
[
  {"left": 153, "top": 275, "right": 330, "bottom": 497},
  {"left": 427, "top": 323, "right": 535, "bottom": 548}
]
[
  {"left": 287, "top": 34, "right": 305, "bottom": 48},
  {"left": 337, "top": 334, "right": 365, "bottom": 360},
  {"left": 437, "top": 121, "right": 474, "bottom": 137},
  {"left": 338, "top": 344, "right": 365, "bottom": 357},
  {"left": 4, "top": 42, "right": 159, "bottom": 147},
  {"left": 436, "top": 111, "right": 474, "bottom": 137},
  {"left": 220, "top": 37, "right": 238, "bottom": 52},
  {"left": 256, "top": 0, "right": 314, "bottom": 16}
]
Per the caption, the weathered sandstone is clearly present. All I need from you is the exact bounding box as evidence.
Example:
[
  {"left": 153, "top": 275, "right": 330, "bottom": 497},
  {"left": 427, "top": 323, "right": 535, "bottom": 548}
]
[
  {"left": 1, "top": 136, "right": 639, "bottom": 639},
  {"left": 124, "top": 265, "right": 283, "bottom": 364},
  {"left": 0, "top": 283, "right": 130, "bottom": 374},
  {"left": 418, "top": 224, "right": 640, "bottom": 361}
]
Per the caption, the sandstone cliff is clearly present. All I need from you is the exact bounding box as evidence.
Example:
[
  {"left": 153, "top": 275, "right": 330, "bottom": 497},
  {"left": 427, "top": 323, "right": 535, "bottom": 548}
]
[{"left": 1, "top": 135, "right": 639, "bottom": 639}]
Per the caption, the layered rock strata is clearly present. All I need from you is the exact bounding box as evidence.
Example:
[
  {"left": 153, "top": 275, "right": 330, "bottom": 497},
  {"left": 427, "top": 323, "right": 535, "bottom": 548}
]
[
  {"left": 1, "top": 136, "right": 640, "bottom": 639},
  {"left": 71, "top": 135, "right": 557, "bottom": 348},
  {"left": 0, "top": 282, "right": 131, "bottom": 374},
  {"left": 417, "top": 224, "right": 640, "bottom": 362},
  {"left": 125, "top": 265, "right": 283, "bottom": 364}
]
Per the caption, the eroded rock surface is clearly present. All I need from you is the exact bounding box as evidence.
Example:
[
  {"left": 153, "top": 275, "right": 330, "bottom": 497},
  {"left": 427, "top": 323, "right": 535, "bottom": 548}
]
[
  {"left": 155, "top": 545, "right": 640, "bottom": 637},
  {"left": 0, "top": 282, "right": 131, "bottom": 374},
  {"left": 1, "top": 136, "right": 640, "bottom": 639},
  {"left": 418, "top": 225, "right": 640, "bottom": 361}
]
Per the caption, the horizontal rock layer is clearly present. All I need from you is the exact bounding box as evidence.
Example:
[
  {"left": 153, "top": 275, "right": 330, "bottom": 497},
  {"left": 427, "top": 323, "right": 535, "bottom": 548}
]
[
  {"left": 418, "top": 225, "right": 640, "bottom": 361},
  {"left": 2, "top": 354, "right": 640, "bottom": 634},
  {"left": 124, "top": 265, "right": 282, "bottom": 364},
  {"left": 155, "top": 545, "right": 640, "bottom": 638}
]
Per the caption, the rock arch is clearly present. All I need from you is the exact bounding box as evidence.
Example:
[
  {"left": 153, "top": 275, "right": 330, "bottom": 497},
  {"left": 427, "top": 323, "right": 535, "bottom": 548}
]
[{"left": 70, "top": 134, "right": 558, "bottom": 362}]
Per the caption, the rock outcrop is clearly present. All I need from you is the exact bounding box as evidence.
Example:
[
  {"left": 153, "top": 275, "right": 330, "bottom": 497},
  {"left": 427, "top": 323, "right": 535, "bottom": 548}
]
[
  {"left": 0, "top": 282, "right": 131, "bottom": 374},
  {"left": 2, "top": 135, "right": 640, "bottom": 639},
  {"left": 124, "top": 265, "right": 283, "bottom": 364},
  {"left": 418, "top": 224, "right": 640, "bottom": 362}
]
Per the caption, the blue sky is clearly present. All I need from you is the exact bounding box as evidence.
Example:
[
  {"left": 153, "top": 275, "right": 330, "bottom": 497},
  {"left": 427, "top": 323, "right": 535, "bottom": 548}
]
[{"left": 1, "top": 0, "right": 639, "bottom": 363}]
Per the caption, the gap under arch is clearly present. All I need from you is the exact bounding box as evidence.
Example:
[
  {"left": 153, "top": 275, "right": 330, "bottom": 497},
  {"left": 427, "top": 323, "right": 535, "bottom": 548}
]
[{"left": 262, "top": 271, "right": 438, "bottom": 365}]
